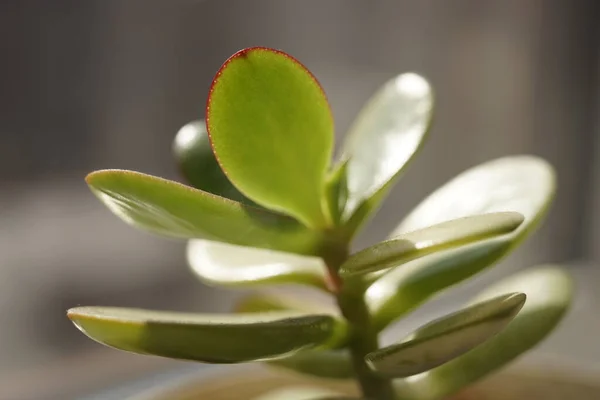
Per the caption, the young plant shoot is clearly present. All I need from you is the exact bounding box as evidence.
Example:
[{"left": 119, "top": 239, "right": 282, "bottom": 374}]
[{"left": 68, "top": 47, "right": 572, "bottom": 400}]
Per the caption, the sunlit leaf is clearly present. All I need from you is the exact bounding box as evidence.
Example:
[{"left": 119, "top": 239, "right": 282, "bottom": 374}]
[
  {"left": 393, "top": 267, "right": 572, "bottom": 400},
  {"left": 68, "top": 307, "right": 348, "bottom": 363},
  {"left": 207, "top": 47, "right": 334, "bottom": 228},
  {"left": 340, "top": 212, "right": 523, "bottom": 277},
  {"left": 187, "top": 240, "right": 327, "bottom": 290},
  {"left": 366, "top": 237, "right": 513, "bottom": 331},
  {"left": 394, "top": 156, "right": 555, "bottom": 242},
  {"left": 269, "top": 349, "right": 354, "bottom": 379},
  {"left": 340, "top": 73, "right": 433, "bottom": 232},
  {"left": 86, "top": 170, "right": 323, "bottom": 255},
  {"left": 172, "top": 120, "right": 249, "bottom": 203},
  {"left": 366, "top": 293, "right": 525, "bottom": 378}
]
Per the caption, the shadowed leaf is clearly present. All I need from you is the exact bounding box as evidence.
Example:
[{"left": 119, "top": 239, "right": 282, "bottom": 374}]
[
  {"left": 366, "top": 293, "right": 525, "bottom": 378},
  {"left": 86, "top": 170, "right": 323, "bottom": 255},
  {"left": 366, "top": 237, "right": 514, "bottom": 331},
  {"left": 393, "top": 267, "right": 572, "bottom": 400},
  {"left": 340, "top": 212, "right": 523, "bottom": 277},
  {"left": 173, "top": 120, "right": 249, "bottom": 203},
  {"left": 68, "top": 307, "right": 348, "bottom": 363}
]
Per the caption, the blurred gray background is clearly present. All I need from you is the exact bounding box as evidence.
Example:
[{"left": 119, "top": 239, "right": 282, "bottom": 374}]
[{"left": 0, "top": 0, "right": 599, "bottom": 399}]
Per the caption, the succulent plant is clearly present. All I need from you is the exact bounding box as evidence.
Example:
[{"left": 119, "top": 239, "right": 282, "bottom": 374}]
[{"left": 68, "top": 47, "right": 572, "bottom": 400}]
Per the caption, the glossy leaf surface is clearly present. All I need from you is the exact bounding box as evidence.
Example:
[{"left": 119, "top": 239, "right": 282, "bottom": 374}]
[
  {"left": 366, "top": 237, "right": 513, "bottom": 331},
  {"left": 187, "top": 240, "right": 327, "bottom": 290},
  {"left": 393, "top": 267, "right": 572, "bottom": 400},
  {"left": 86, "top": 170, "right": 322, "bottom": 255},
  {"left": 395, "top": 156, "right": 555, "bottom": 240},
  {"left": 172, "top": 120, "right": 248, "bottom": 203},
  {"left": 340, "top": 212, "right": 523, "bottom": 277},
  {"left": 366, "top": 293, "right": 525, "bottom": 378},
  {"left": 207, "top": 47, "right": 333, "bottom": 228},
  {"left": 68, "top": 307, "right": 347, "bottom": 363},
  {"left": 270, "top": 349, "right": 354, "bottom": 379},
  {"left": 340, "top": 73, "right": 433, "bottom": 227}
]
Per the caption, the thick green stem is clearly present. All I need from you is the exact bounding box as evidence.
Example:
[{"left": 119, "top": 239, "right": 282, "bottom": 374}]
[
  {"left": 337, "top": 289, "right": 396, "bottom": 400},
  {"left": 323, "top": 244, "right": 395, "bottom": 400}
]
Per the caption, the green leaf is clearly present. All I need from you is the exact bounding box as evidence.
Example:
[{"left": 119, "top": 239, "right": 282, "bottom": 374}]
[
  {"left": 206, "top": 47, "right": 334, "bottom": 228},
  {"left": 340, "top": 212, "right": 523, "bottom": 277},
  {"left": 67, "top": 307, "right": 347, "bottom": 363},
  {"left": 393, "top": 267, "right": 572, "bottom": 400},
  {"left": 366, "top": 237, "right": 514, "bottom": 331},
  {"left": 234, "top": 293, "right": 351, "bottom": 378},
  {"left": 394, "top": 156, "right": 555, "bottom": 242},
  {"left": 366, "top": 293, "right": 525, "bottom": 378},
  {"left": 187, "top": 240, "right": 327, "bottom": 290},
  {"left": 234, "top": 293, "right": 335, "bottom": 315},
  {"left": 324, "top": 162, "right": 349, "bottom": 226},
  {"left": 86, "top": 170, "right": 323, "bottom": 255},
  {"left": 340, "top": 73, "right": 433, "bottom": 231},
  {"left": 172, "top": 120, "right": 249, "bottom": 203},
  {"left": 269, "top": 349, "right": 354, "bottom": 379}
]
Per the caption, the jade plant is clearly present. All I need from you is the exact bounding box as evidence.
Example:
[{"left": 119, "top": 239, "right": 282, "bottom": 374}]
[{"left": 67, "top": 47, "right": 572, "bottom": 400}]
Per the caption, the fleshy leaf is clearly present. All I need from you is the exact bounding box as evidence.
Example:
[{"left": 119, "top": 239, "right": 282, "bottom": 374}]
[
  {"left": 340, "top": 212, "right": 523, "bottom": 277},
  {"left": 366, "top": 293, "right": 525, "bottom": 378},
  {"left": 393, "top": 267, "right": 572, "bottom": 400},
  {"left": 86, "top": 170, "right": 323, "bottom": 255},
  {"left": 366, "top": 237, "right": 513, "bottom": 331},
  {"left": 394, "top": 156, "right": 555, "bottom": 241},
  {"left": 269, "top": 349, "right": 354, "bottom": 379},
  {"left": 340, "top": 73, "right": 433, "bottom": 231},
  {"left": 187, "top": 240, "right": 327, "bottom": 290},
  {"left": 206, "top": 47, "right": 334, "bottom": 228},
  {"left": 68, "top": 307, "right": 347, "bottom": 363},
  {"left": 234, "top": 293, "right": 334, "bottom": 315},
  {"left": 172, "top": 120, "right": 249, "bottom": 203}
]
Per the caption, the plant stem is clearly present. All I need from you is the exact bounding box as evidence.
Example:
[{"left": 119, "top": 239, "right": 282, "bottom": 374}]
[
  {"left": 337, "top": 288, "right": 396, "bottom": 400},
  {"left": 323, "top": 245, "right": 395, "bottom": 400}
]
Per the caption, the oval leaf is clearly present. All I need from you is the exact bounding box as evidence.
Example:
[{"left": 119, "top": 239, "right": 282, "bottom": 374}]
[
  {"left": 366, "top": 293, "right": 525, "bottom": 378},
  {"left": 366, "top": 237, "right": 514, "bottom": 331},
  {"left": 68, "top": 307, "right": 347, "bottom": 363},
  {"left": 393, "top": 266, "right": 572, "bottom": 400},
  {"left": 341, "top": 73, "right": 433, "bottom": 229},
  {"left": 172, "top": 120, "right": 249, "bottom": 203},
  {"left": 206, "top": 47, "right": 334, "bottom": 228},
  {"left": 269, "top": 349, "right": 354, "bottom": 380},
  {"left": 187, "top": 240, "right": 327, "bottom": 290},
  {"left": 86, "top": 170, "right": 322, "bottom": 255},
  {"left": 394, "top": 156, "right": 555, "bottom": 240},
  {"left": 340, "top": 212, "right": 523, "bottom": 277}
]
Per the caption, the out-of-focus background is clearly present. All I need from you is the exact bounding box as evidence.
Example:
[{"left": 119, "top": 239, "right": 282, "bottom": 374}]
[{"left": 1, "top": 1, "right": 599, "bottom": 399}]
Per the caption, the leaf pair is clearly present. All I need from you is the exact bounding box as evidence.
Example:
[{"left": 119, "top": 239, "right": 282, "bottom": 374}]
[
  {"left": 363, "top": 155, "right": 556, "bottom": 329},
  {"left": 263, "top": 267, "right": 571, "bottom": 400}
]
